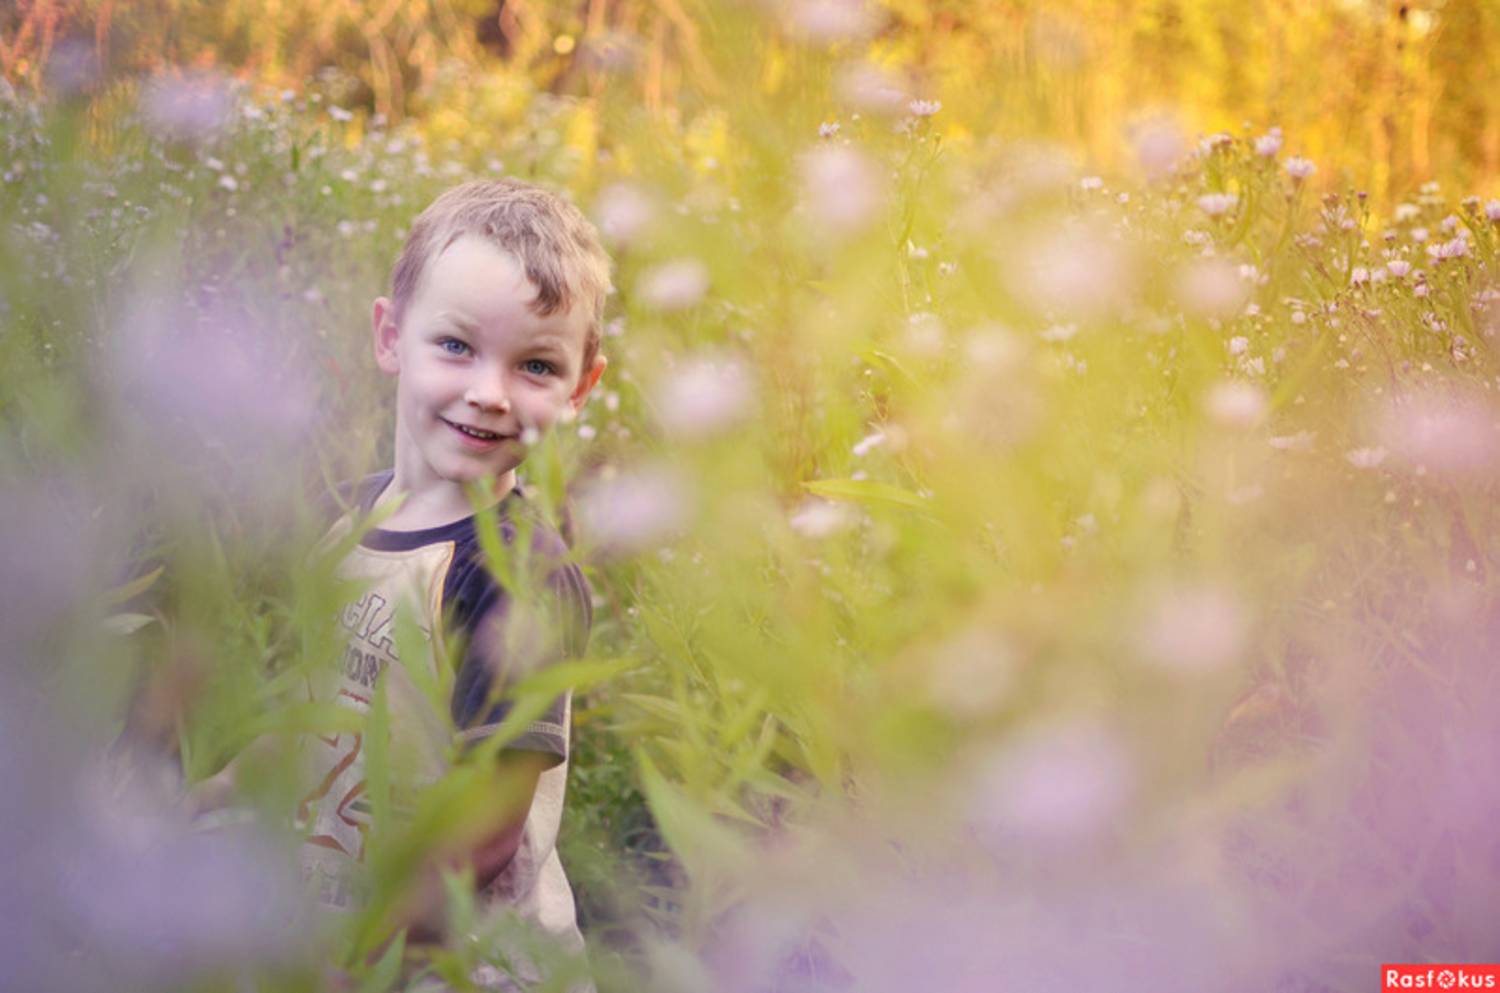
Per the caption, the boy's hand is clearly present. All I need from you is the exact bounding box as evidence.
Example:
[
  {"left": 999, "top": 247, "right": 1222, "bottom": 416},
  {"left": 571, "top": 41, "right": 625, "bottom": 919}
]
[
  {"left": 391, "top": 749, "right": 553, "bottom": 942},
  {"left": 184, "top": 763, "right": 239, "bottom": 818},
  {"left": 182, "top": 733, "right": 280, "bottom": 820}
]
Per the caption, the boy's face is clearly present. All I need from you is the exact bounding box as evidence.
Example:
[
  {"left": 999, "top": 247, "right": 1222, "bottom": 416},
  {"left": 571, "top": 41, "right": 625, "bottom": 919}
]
[{"left": 373, "top": 235, "right": 604, "bottom": 510}]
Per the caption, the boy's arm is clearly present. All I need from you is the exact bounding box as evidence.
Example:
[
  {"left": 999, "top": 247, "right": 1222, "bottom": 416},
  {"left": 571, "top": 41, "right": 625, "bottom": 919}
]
[
  {"left": 399, "top": 748, "right": 556, "bottom": 944},
  {"left": 468, "top": 749, "right": 554, "bottom": 889}
]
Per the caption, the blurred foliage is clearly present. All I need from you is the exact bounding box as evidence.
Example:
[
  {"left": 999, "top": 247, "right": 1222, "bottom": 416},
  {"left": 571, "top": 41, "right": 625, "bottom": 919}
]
[
  {"left": 5, "top": 0, "right": 1500, "bottom": 200},
  {"left": 4, "top": 2, "right": 1500, "bottom": 992}
]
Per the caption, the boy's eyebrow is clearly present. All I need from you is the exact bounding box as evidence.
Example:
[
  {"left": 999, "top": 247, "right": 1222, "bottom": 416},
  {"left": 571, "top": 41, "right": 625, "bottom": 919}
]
[{"left": 436, "top": 310, "right": 481, "bottom": 333}]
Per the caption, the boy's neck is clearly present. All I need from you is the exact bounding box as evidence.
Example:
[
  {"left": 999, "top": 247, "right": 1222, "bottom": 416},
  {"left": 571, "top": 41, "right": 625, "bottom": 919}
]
[{"left": 374, "top": 471, "right": 517, "bottom": 532}]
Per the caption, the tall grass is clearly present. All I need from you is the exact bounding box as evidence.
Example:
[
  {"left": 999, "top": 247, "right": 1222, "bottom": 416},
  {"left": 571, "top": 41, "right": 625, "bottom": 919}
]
[{"left": 3, "top": 13, "right": 1499, "bottom": 991}]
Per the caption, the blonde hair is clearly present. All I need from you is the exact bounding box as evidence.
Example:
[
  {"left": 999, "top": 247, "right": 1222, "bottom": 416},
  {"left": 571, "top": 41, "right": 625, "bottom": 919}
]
[{"left": 390, "top": 178, "right": 612, "bottom": 369}]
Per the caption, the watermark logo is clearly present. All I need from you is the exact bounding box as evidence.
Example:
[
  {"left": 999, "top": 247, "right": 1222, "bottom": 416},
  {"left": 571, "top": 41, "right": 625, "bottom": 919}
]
[{"left": 1384, "top": 965, "right": 1500, "bottom": 990}]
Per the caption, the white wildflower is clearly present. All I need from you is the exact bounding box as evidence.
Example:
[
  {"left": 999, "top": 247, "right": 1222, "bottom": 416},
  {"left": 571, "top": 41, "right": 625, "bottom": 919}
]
[
  {"left": 1284, "top": 157, "right": 1317, "bottom": 180},
  {"left": 1253, "top": 130, "right": 1283, "bottom": 157},
  {"left": 1204, "top": 381, "right": 1267, "bottom": 428},
  {"left": 1197, "top": 192, "right": 1239, "bottom": 217},
  {"left": 1345, "top": 447, "right": 1388, "bottom": 468}
]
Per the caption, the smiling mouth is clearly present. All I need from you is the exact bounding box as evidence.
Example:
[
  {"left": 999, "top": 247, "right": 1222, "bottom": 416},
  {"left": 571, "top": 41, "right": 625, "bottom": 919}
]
[{"left": 443, "top": 418, "right": 508, "bottom": 442}]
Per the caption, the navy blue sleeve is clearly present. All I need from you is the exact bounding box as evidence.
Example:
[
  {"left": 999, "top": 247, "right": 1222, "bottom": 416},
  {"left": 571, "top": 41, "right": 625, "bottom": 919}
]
[{"left": 443, "top": 517, "right": 591, "bottom": 762}]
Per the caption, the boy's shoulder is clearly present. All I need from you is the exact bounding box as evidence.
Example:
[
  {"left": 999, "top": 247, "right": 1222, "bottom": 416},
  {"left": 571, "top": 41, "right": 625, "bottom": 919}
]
[{"left": 326, "top": 472, "right": 575, "bottom": 573}]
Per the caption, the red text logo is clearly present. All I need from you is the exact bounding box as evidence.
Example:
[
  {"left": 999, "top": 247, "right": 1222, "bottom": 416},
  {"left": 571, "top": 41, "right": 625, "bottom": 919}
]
[{"left": 1384, "top": 965, "right": 1500, "bottom": 991}]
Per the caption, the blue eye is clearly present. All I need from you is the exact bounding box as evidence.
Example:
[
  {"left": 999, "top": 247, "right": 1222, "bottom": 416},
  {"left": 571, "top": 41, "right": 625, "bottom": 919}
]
[
  {"left": 438, "top": 338, "right": 469, "bottom": 356},
  {"left": 522, "top": 359, "right": 555, "bottom": 376}
]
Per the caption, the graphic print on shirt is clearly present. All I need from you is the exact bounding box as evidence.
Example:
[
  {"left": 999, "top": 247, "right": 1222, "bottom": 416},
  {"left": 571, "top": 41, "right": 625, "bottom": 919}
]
[
  {"left": 299, "top": 537, "right": 456, "bottom": 912},
  {"left": 301, "top": 589, "right": 400, "bottom": 863}
]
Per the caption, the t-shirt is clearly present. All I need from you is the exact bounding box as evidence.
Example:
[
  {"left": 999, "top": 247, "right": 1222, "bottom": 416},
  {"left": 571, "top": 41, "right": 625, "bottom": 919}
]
[{"left": 298, "top": 471, "right": 591, "bottom": 981}]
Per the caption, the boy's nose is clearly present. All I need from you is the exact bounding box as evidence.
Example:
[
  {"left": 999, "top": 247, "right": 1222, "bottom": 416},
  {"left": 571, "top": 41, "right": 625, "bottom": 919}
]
[{"left": 465, "top": 374, "right": 511, "bottom": 413}]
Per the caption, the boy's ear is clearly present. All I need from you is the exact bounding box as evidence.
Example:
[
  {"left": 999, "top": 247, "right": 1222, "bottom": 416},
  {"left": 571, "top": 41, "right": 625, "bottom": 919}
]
[
  {"left": 569, "top": 354, "right": 607, "bottom": 412},
  {"left": 372, "top": 297, "right": 401, "bottom": 376}
]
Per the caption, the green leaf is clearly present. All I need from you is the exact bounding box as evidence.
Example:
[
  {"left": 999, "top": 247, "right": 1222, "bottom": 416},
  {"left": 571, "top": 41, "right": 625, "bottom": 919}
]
[
  {"left": 803, "top": 477, "right": 931, "bottom": 514},
  {"left": 636, "top": 751, "right": 749, "bottom": 872},
  {"left": 356, "top": 931, "right": 405, "bottom": 993},
  {"left": 510, "top": 657, "right": 635, "bottom": 700},
  {"left": 103, "top": 565, "right": 163, "bottom": 606},
  {"left": 103, "top": 612, "right": 155, "bottom": 635}
]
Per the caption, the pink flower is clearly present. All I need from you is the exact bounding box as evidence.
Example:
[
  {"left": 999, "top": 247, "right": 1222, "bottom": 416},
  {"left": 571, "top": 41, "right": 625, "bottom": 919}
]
[
  {"left": 1375, "top": 390, "right": 1499, "bottom": 478},
  {"left": 801, "top": 145, "right": 885, "bottom": 232},
  {"left": 1254, "top": 130, "right": 1284, "bottom": 157},
  {"left": 788, "top": 498, "right": 855, "bottom": 539},
  {"left": 594, "top": 183, "right": 657, "bottom": 247},
  {"left": 1128, "top": 115, "right": 1186, "bottom": 179},
  {"left": 967, "top": 720, "right": 1135, "bottom": 846},
  {"left": 1284, "top": 156, "right": 1317, "bottom": 180},
  {"left": 1203, "top": 381, "right": 1267, "bottom": 428},
  {"left": 656, "top": 353, "right": 755, "bottom": 439},
  {"left": 141, "top": 73, "right": 232, "bottom": 143},
  {"left": 1135, "top": 585, "right": 1249, "bottom": 673},
  {"left": 1427, "top": 237, "right": 1470, "bottom": 261},
  {"left": 637, "top": 258, "right": 709, "bottom": 311},
  {"left": 1345, "top": 446, "right": 1388, "bottom": 468},
  {"left": 924, "top": 627, "right": 1019, "bottom": 719},
  {"left": 574, "top": 464, "right": 696, "bottom": 558},
  {"left": 788, "top": 0, "right": 883, "bottom": 43},
  {"left": 1008, "top": 221, "right": 1136, "bottom": 320},
  {"left": 1268, "top": 431, "right": 1317, "bottom": 453},
  {"left": 834, "top": 62, "right": 909, "bottom": 116},
  {"left": 1197, "top": 193, "right": 1239, "bottom": 217},
  {"left": 1175, "top": 259, "right": 1250, "bottom": 320}
]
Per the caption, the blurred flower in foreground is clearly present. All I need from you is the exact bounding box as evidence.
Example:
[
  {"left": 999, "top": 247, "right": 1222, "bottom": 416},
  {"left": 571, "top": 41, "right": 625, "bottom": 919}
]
[
  {"left": 2, "top": 671, "right": 92, "bottom": 992},
  {"left": 1345, "top": 446, "right": 1388, "bottom": 469},
  {"left": 636, "top": 258, "right": 710, "bottom": 311},
  {"left": 1134, "top": 584, "right": 1249, "bottom": 674},
  {"left": 801, "top": 145, "right": 885, "bottom": 234},
  {"left": 3, "top": 673, "right": 304, "bottom": 992},
  {"left": 1004, "top": 221, "right": 1137, "bottom": 321},
  {"left": 1173, "top": 258, "right": 1250, "bottom": 320},
  {"left": 655, "top": 353, "right": 756, "bottom": 439},
  {"left": 1203, "top": 380, "right": 1267, "bottom": 428},
  {"left": 943, "top": 327, "right": 1041, "bottom": 448},
  {"left": 70, "top": 822, "right": 303, "bottom": 982},
  {"left": 574, "top": 463, "right": 696, "bottom": 558},
  {"left": 579, "top": 31, "right": 641, "bottom": 75},
  {"left": 789, "top": 498, "right": 855, "bottom": 539},
  {"left": 833, "top": 62, "right": 909, "bottom": 116},
  {"left": 1372, "top": 388, "right": 1500, "bottom": 479},
  {"left": 785, "top": 0, "right": 883, "bottom": 42},
  {"left": 594, "top": 183, "right": 658, "bottom": 248},
  {"left": 141, "top": 73, "right": 232, "bottom": 143},
  {"left": 114, "top": 293, "right": 315, "bottom": 455},
  {"left": 967, "top": 719, "right": 1134, "bottom": 848},
  {"left": 0, "top": 479, "right": 95, "bottom": 643},
  {"left": 923, "top": 626, "right": 1019, "bottom": 720},
  {"left": 1127, "top": 114, "right": 1187, "bottom": 179},
  {"left": 44, "top": 37, "right": 101, "bottom": 96}
]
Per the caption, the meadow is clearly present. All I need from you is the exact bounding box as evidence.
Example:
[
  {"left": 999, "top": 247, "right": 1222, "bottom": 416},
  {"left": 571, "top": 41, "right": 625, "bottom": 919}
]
[{"left": 3, "top": 4, "right": 1500, "bottom": 991}]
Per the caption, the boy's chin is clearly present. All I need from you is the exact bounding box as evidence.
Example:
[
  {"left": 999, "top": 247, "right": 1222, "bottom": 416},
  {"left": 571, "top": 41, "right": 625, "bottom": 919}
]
[{"left": 446, "top": 464, "right": 519, "bottom": 491}]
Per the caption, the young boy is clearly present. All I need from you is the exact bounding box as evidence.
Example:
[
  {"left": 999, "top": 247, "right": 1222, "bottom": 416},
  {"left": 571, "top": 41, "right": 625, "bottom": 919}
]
[{"left": 298, "top": 177, "right": 610, "bottom": 987}]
